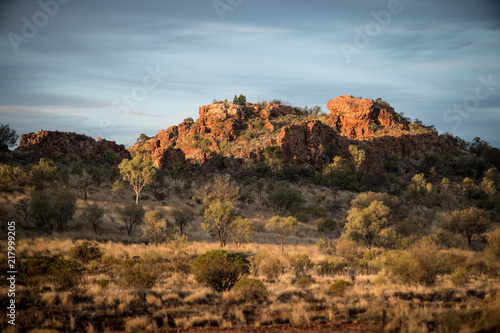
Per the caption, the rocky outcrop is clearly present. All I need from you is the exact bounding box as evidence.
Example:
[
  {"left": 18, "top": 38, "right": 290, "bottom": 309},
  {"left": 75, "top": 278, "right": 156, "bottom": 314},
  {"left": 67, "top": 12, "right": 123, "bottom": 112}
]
[
  {"left": 277, "top": 121, "right": 347, "bottom": 168},
  {"left": 128, "top": 102, "right": 294, "bottom": 168},
  {"left": 127, "top": 96, "right": 460, "bottom": 174},
  {"left": 16, "top": 130, "right": 130, "bottom": 163},
  {"left": 276, "top": 119, "right": 458, "bottom": 180},
  {"left": 327, "top": 95, "right": 409, "bottom": 139},
  {"left": 153, "top": 147, "right": 186, "bottom": 170}
]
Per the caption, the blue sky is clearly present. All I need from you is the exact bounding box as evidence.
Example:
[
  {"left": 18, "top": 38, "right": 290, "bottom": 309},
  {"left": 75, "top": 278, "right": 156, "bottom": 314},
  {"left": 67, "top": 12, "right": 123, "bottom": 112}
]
[{"left": 1, "top": 0, "right": 499, "bottom": 147}]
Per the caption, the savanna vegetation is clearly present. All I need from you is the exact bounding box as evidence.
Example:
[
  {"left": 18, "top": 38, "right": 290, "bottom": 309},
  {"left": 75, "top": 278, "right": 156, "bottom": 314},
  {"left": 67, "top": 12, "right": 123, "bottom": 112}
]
[{"left": 1, "top": 105, "right": 500, "bottom": 333}]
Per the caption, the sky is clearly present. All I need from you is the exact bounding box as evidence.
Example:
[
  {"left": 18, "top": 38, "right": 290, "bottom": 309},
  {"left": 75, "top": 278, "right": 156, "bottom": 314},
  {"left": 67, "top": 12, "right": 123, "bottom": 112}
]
[{"left": 0, "top": 0, "right": 499, "bottom": 148}]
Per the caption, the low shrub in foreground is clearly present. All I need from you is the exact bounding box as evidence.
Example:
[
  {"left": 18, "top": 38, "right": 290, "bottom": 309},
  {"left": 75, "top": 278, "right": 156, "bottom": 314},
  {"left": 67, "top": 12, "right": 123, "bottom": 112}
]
[
  {"left": 231, "top": 278, "right": 269, "bottom": 303},
  {"left": 191, "top": 249, "right": 250, "bottom": 292},
  {"left": 328, "top": 280, "right": 353, "bottom": 296}
]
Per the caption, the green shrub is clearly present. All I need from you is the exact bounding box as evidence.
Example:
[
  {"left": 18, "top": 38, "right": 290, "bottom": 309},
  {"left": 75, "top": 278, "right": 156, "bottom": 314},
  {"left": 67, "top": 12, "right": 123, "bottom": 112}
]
[
  {"left": 70, "top": 241, "right": 103, "bottom": 264},
  {"left": 18, "top": 256, "right": 83, "bottom": 293},
  {"left": 315, "top": 256, "right": 346, "bottom": 276},
  {"left": 191, "top": 249, "right": 250, "bottom": 292},
  {"left": 231, "top": 278, "right": 269, "bottom": 303},
  {"left": 120, "top": 270, "right": 156, "bottom": 289},
  {"left": 386, "top": 237, "right": 445, "bottom": 286},
  {"left": 449, "top": 266, "right": 470, "bottom": 287},
  {"left": 288, "top": 253, "right": 314, "bottom": 278},
  {"left": 294, "top": 276, "right": 316, "bottom": 287},
  {"left": 328, "top": 280, "right": 353, "bottom": 296}
]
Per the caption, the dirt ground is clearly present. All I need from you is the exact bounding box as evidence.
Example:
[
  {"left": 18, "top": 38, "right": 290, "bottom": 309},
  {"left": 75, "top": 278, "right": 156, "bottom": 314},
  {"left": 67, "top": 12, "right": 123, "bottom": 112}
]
[{"left": 132, "top": 321, "right": 377, "bottom": 333}]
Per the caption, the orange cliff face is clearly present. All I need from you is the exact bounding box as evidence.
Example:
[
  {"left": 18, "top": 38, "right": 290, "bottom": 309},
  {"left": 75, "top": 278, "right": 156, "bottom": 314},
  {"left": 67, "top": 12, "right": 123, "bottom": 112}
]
[{"left": 327, "top": 95, "right": 411, "bottom": 139}]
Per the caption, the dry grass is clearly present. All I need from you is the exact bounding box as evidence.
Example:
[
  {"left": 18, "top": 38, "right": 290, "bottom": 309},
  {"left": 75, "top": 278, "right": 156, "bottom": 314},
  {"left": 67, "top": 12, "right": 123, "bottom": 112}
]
[{"left": 1, "top": 179, "right": 499, "bottom": 332}]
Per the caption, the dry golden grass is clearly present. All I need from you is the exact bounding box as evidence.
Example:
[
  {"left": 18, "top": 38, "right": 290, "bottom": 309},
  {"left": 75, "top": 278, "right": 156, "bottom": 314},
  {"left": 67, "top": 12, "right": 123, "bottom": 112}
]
[{"left": 1, "top": 177, "right": 499, "bottom": 332}]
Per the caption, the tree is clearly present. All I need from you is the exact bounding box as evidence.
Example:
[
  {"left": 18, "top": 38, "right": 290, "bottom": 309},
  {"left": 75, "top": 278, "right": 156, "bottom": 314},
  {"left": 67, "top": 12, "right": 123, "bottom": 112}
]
[
  {"left": 265, "top": 216, "right": 299, "bottom": 252},
  {"left": 202, "top": 199, "right": 240, "bottom": 247},
  {"left": 0, "top": 124, "right": 19, "bottom": 151},
  {"left": 321, "top": 156, "right": 356, "bottom": 189},
  {"left": 232, "top": 217, "right": 254, "bottom": 248},
  {"left": 442, "top": 207, "right": 491, "bottom": 246},
  {"left": 233, "top": 94, "right": 247, "bottom": 105},
  {"left": 29, "top": 188, "right": 77, "bottom": 231},
  {"left": 119, "top": 203, "right": 145, "bottom": 236},
  {"left": 51, "top": 188, "right": 77, "bottom": 231},
  {"left": 142, "top": 210, "right": 175, "bottom": 247},
  {"left": 137, "top": 133, "right": 150, "bottom": 143},
  {"left": 172, "top": 207, "right": 195, "bottom": 236},
  {"left": 266, "top": 181, "right": 304, "bottom": 214},
  {"left": 116, "top": 156, "right": 156, "bottom": 205},
  {"left": 316, "top": 217, "right": 337, "bottom": 239},
  {"left": 345, "top": 191, "right": 407, "bottom": 248},
  {"left": 15, "top": 197, "right": 30, "bottom": 225},
  {"left": 263, "top": 145, "right": 284, "bottom": 176},
  {"left": 88, "top": 165, "right": 105, "bottom": 188},
  {"left": 348, "top": 145, "right": 366, "bottom": 177},
  {"left": 30, "top": 190, "right": 54, "bottom": 230},
  {"left": 31, "top": 158, "right": 58, "bottom": 190},
  {"left": 196, "top": 173, "right": 240, "bottom": 205},
  {"left": 345, "top": 200, "right": 391, "bottom": 249},
  {"left": 81, "top": 204, "right": 105, "bottom": 236},
  {"left": 77, "top": 176, "right": 92, "bottom": 201}
]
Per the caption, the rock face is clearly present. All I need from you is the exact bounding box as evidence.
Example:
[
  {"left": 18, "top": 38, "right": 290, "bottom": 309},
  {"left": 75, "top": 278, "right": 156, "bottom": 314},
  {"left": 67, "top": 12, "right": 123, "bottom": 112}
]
[
  {"left": 128, "top": 102, "right": 294, "bottom": 168},
  {"left": 277, "top": 121, "right": 347, "bottom": 169},
  {"left": 16, "top": 130, "right": 130, "bottom": 163},
  {"left": 327, "top": 95, "right": 409, "bottom": 139},
  {"left": 128, "top": 96, "right": 460, "bottom": 175}
]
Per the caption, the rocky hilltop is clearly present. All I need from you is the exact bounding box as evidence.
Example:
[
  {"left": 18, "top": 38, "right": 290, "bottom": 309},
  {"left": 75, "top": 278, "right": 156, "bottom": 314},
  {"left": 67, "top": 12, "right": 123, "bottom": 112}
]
[
  {"left": 15, "top": 130, "right": 130, "bottom": 163},
  {"left": 14, "top": 96, "right": 459, "bottom": 176},
  {"left": 129, "top": 95, "right": 459, "bottom": 178}
]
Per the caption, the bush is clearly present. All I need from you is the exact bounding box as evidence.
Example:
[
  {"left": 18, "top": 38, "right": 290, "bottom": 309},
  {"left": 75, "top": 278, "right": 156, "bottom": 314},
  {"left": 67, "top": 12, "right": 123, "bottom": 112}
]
[
  {"left": 266, "top": 182, "right": 304, "bottom": 214},
  {"left": 315, "top": 256, "right": 346, "bottom": 276},
  {"left": 231, "top": 278, "right": 269, "bottom": 303},
  {"left": 18, "top": 256, "right": 83, "bottom": 293},
  {"left": 294, "top": 276, "right": 316, "bottom": 287},
  {"left": 251, "top": 254, "right": 284, "bottom": 280},
  {"left": 191, "top": 249, "right": 250, "bottom": 292},
  {"left": 449, "top": 266, "right": 470, "bottom": 287},
  {"left": 328, "top": 280, "right": 353, "bottom": 296},
  {"left": 288, "top": 253, "right": 314, "bottom": 278},
  {"left": 386, "top": 237, "right": 445, "bottom": 286},
  {"left": 70, "top": 241, "right": 103, "bottom": 264},
  {"left": 120, "top": 270, "right": 156, "bottom": 289}
]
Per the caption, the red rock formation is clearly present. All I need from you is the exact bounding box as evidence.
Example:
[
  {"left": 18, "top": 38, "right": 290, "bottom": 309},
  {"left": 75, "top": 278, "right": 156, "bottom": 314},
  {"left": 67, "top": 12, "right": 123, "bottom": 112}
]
[
  {"left": 277, "top": 121, "right": 347, "bottom": 168},
  {"left": 128, "top": 97, "right": 459, "bottom": 174},
  {"left": 16, "top": 130, "right": 130, "bottom": 163},
  {"left": 128, "top": 102, "right": 294, "bottom": 168},
  {"left": 153, "top": 147, "right": 186, "bottom": 170},
  {"left": 327, "top": 95, "right": 409, "bottom": 139}
]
